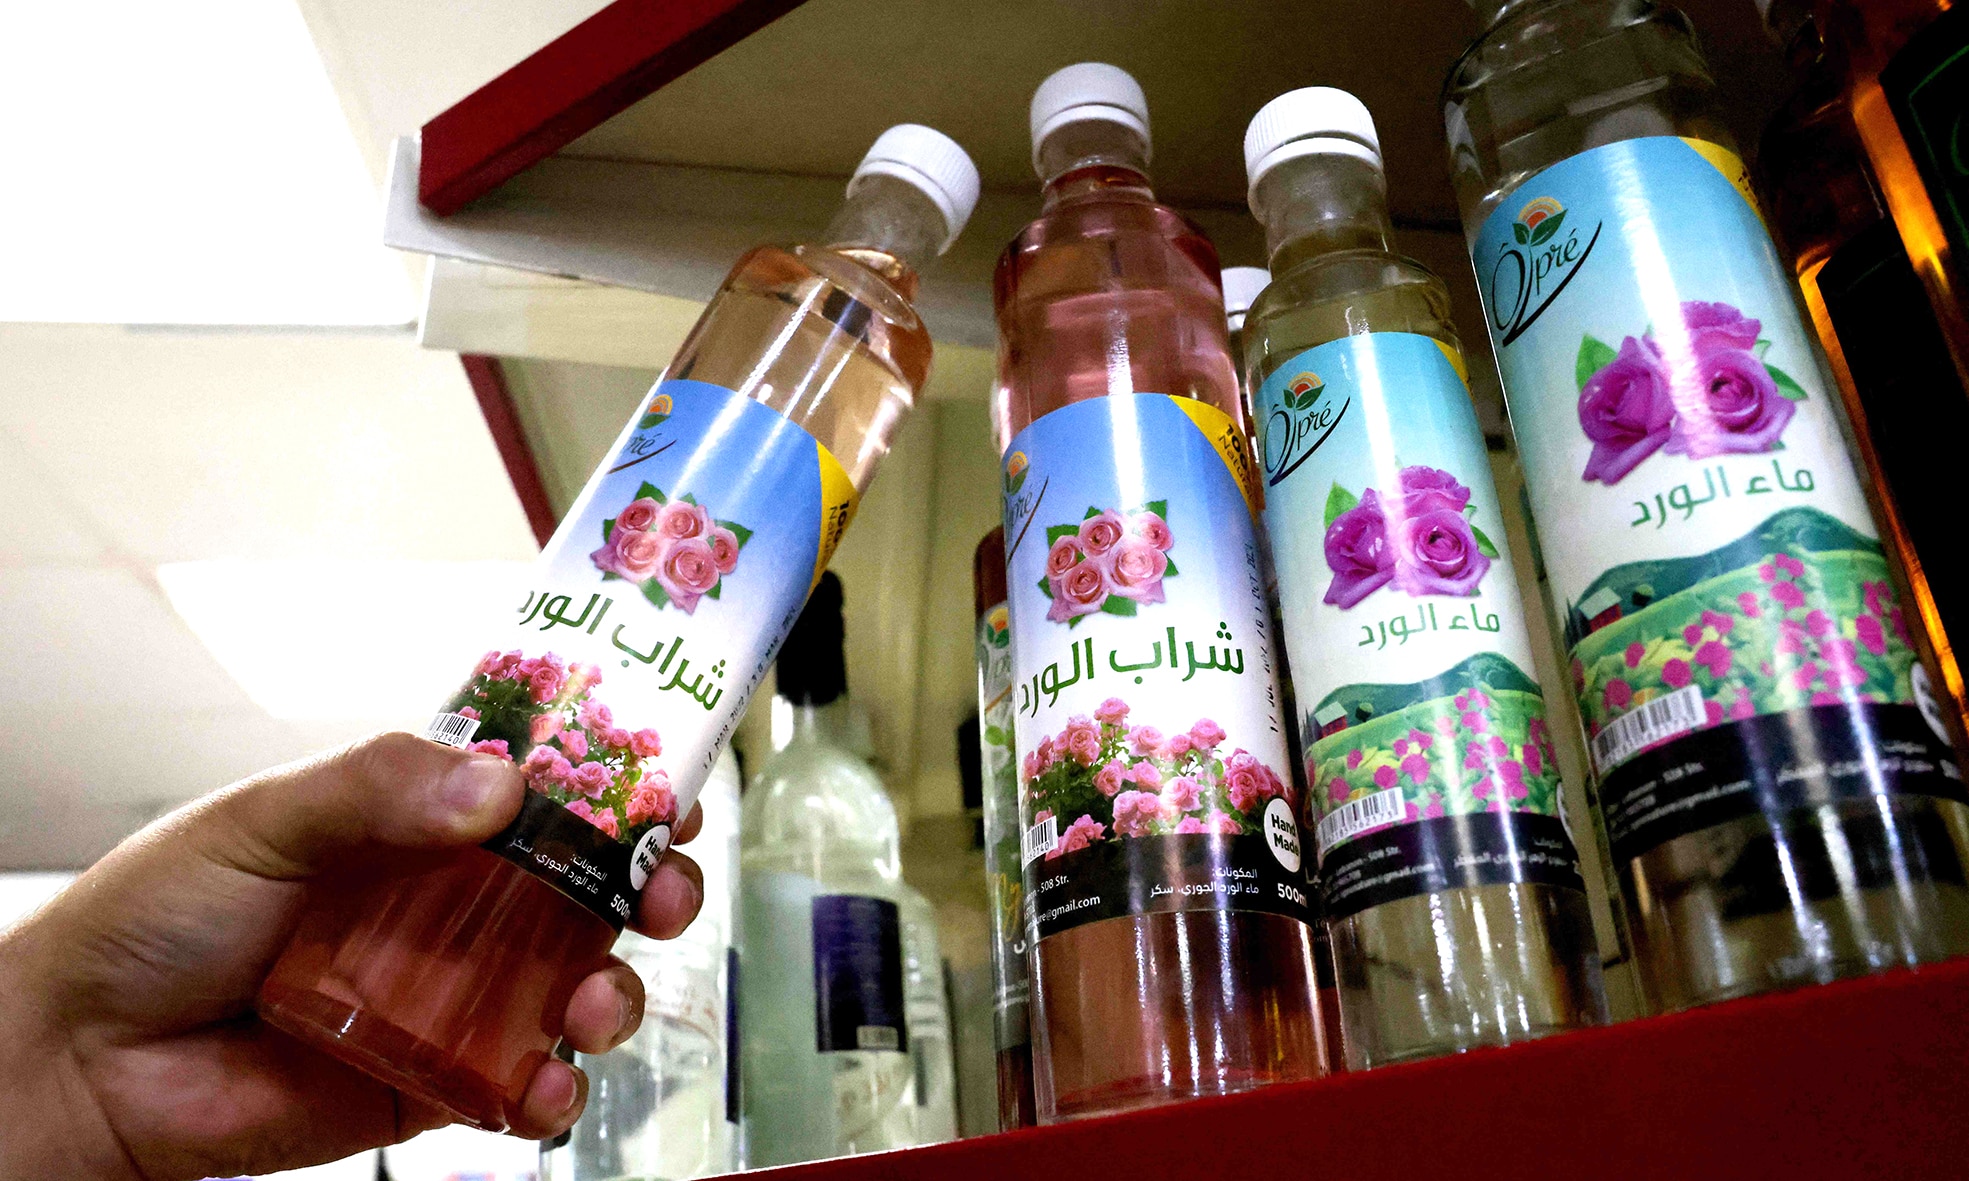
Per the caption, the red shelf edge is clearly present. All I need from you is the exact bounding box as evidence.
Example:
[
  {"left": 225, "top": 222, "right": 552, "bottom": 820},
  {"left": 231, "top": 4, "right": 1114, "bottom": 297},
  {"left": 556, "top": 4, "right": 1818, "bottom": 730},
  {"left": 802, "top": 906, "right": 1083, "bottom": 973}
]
[
  {"left": 459, "top": 353, "right": 558, "bottom": 548},
  {"left": 418, "top": 0, "right": 808, "bottom": 215},
  {"left": 746, "top": 959, "right": 1969, "bottom": 1181}
]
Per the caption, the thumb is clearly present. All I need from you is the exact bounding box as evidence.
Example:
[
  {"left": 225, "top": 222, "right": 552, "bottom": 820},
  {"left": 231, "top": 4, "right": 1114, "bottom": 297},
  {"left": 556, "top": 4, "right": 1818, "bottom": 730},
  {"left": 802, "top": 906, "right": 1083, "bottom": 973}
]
[{"left": 201, "top": 731, "right": 525, "bottom": 881}]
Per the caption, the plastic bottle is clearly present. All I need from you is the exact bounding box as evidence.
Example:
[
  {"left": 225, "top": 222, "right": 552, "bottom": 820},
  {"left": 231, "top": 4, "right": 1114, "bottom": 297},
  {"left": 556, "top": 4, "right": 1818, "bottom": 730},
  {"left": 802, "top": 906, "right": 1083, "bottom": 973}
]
[
  {"left": 1444, "top": 0, "right": 1969, "bottom": 1012},
  {"left": 897, "top": 886, "right": 958, "bottom": 1144},
  {"left": 1241, "top": 87, "right": 1608, "bottom": 1066},
  {"left": 1756, "top": 0, "right": 1969, "bottom": 742},
  {"left": 970, "top": 526, "right": 1037, "bottom": 1128},
  {"left": 256, "top": 126, "right": 979, "bottom": 1129},
  {"left": 993, "top": 62, "right": 1326, "bottom": 1121},
  {"left": 738, "top": 573, "right": 920, "bottom": 1164},
  {"left": 541, "top": 748, "right": 740, "bottom": 1181}
]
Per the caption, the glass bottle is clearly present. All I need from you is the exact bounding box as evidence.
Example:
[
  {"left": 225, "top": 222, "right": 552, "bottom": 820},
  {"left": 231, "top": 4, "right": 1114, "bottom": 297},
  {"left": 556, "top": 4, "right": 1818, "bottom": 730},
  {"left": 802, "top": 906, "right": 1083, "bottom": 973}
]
[
  {"left": 970, "top": 526, "right": 1038, "bottom": 1128},
  {"left": 1243, "top": 87, "right": 1609, "bottom": 1066},
  {"left": 541, "top": 748, "right": 740, "bottom": 1181},
  {"left": 738, "top": 572, "right": 918, "bottom": 1165},
  {"left": 257, "top": 126, "right": 980, "bottom": 1130},
  {"left": 1815, "top": 0, "right": 1969, "bottom": 403},
  {"left": 993, "top": 62, "right": 1326, "bottom": 1122},
  {"left": 897, "top": 886, "right": 957, "bottom": 1145},
  {"left": 1758, "top": 0, "right": 1969, "bottom": 741},
  {"left": 1444, "top": 0, "right": 1969, "bottom": 1013}
]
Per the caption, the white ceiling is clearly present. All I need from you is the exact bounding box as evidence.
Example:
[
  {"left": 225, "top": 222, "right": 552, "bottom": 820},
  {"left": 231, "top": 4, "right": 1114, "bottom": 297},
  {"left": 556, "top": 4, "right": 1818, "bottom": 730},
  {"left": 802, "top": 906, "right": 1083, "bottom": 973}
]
[{"left": 0, "top": 324, "right": 535, "bottom": 868}]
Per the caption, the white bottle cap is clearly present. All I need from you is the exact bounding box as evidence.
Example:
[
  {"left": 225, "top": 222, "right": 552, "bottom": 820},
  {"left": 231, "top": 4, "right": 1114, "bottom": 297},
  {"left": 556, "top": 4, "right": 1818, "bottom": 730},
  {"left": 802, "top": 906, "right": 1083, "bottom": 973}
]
[
  {"left": 849, "top": 123, "right": 982, "bottom": 253},
  {"left": 1243, "top": 87, "right": 1382, "bottom": 201},
  {"left": 1029, "top": 62, "right": 1151, "bottom": 169},
  {"left": 1221, "top": 266, "right": 1270, "bottom": 332}
]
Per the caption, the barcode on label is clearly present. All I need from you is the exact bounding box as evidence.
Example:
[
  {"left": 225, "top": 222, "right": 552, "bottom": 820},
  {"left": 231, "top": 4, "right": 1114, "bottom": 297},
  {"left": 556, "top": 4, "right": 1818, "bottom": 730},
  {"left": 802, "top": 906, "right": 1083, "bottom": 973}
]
[
  {"left": 1316, "top": 785, "right": 1406, "bottom": 855},
  {"left": 1590, "top": 684, "right": 1706, "bottom": 775},
  {"left": 424, "top": 712, "right": 481, "bottom": 749},
  {"left": 1022, "top": 815, "right": 1058, "bottom": 866},
  {"left": 856, "top": 1025, "right": 901, "bottom": 1052}
]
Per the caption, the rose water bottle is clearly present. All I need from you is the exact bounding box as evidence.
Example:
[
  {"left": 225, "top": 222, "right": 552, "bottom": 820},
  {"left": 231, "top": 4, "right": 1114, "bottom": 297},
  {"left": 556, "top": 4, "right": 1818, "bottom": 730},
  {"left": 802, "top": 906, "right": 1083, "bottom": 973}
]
[
  {"left": 970, "top": 526, "right": 1037, "bottom": 1129},
  {"left": 257, "top": 126, "right": 979, "bottom": 1130},
  {"left": 1240, "top": 88, "right": 1608, "bottom": 1067},
  {"left": 993, "top": 62, "right": 1326, "bottom": 1122},
  {"left": 1444, "top": 0, "right": 1969, "bottom": 1012}
]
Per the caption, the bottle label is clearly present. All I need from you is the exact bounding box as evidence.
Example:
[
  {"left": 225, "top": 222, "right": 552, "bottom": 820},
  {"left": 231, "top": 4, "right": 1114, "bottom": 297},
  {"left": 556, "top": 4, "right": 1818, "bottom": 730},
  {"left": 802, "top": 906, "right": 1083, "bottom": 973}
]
[
  {"left": 432, "top": 378, "right": 857, "bottom": 928},
  {"left": 810, "top": 894, "right": 908, "bottom": 1054},
  {"left": 974, "top": 604, "right": 1031, "bottom": 1051},
  {"left": 1884, "top": 4, "right": 1969, "bottom": 276},
  {"left": 1255, "top": 332, "right": 1585, "bottom": 920},
  {"left": 1472, "top": 136, "right": 1965, "bottom": 865},
  {"left": 1001, "top": 394, "right": 1310, "bottom": 943}
]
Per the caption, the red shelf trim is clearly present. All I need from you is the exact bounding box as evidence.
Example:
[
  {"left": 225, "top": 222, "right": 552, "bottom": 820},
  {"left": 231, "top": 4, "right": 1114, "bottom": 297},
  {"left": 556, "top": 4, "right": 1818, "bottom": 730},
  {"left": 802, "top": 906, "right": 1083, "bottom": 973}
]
[
  {"left": 418, "top": 0, "right": 807, "bottom": 215},
  {"left": 749, "top": 959, "right": 1969, "bottom": 1181},
  {"left": 459, "top": 354, "right": 558, "bottom": 548}
]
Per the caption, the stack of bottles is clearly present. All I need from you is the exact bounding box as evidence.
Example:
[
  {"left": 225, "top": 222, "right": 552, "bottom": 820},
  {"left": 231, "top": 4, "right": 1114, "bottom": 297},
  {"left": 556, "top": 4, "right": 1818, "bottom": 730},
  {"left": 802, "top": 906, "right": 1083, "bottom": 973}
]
[{"left": 243, "top": 0, "right": 1969, "bottom": 1161}]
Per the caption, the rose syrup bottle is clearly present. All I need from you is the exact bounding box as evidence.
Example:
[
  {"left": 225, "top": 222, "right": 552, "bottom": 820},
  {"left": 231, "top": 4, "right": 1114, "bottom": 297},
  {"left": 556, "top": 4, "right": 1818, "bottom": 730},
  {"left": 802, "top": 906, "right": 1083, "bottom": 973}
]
[
  {"left": 258, "top": 126, "right": 980, "bottom": 1130},
  {"left": 1444, "top": 0, "right": 1969, "bottom": 1012},
  {"left": 993, "top": 63, "right": 1325, "bottom": 1121},
  {"left": 1240, "top": 88, "right": 1607, "bottom": 1067},
  {"left": 1757, "top": 0, "right": 1969, "bottom": 742},
  {"left": 971, "top": 526, "right": 1038, "bottom": 1128}
]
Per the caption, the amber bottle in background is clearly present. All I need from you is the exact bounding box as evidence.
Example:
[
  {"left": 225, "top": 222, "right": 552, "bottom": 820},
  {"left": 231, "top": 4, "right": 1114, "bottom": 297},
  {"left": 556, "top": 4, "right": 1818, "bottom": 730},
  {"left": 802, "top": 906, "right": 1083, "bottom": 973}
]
[
  {"left": 1817, "top": 0, "right": 1969, "bottom": 381},
  {"left": 1760, "top": 0, "right": 1969, "bottom": 740}
]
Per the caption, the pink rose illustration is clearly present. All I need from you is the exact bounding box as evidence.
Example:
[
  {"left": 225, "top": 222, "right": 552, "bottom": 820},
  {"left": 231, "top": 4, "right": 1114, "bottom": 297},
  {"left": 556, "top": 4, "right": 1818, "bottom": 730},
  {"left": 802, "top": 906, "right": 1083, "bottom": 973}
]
[
  {"left": 1095, "top": 697, "right": 1129, "bottom": 726},
  {"left": 1323, "top": 488, "right": 1394, "bottom": 608},
  {"left": 1680, "top": 300, "right": 1762, "bottom": 353},
  {"left": 1579, "top": 335, "right": 1675, "bottom": 484},
  {"left": 1047, "top": 560, "right": 1109, "bottom": 623},
  {"left": 558, "top": 729, "right": 589, "bottom": 760},
  {"left": 529, "top": 662, "right": 568, "bottom": 704},
  {"left": 1047, "top": 814, "right": 1106, "bottom": 859},
  {"left": 1105, "top": 536, "right": 1169, "bottom": 604},
  {"left": 1389, "top": 506, "right": 1490, "bottom": 597},
  {"left": 1046, "top": 535, "right": 1085, "bottom": 578},
  {"left": 592, "top": 526, "right": 667, "bottom": 582},
  {"left": 1127, "top": 726, "right": 1164, "bottom": 757},
  {"left": 626, "top": 777, "right": 676, "bottom": 825},
  {"left": 1094, "top": 759, "right": 1128, "bottom": 797},
  {"left": 579, "top": 699, "right": 613, "bottom": 731},
  {"left": 1188, "top": 718, "right": 1226, "bottom": 750},
  {"left": 1161, "top": 775, "right": 1202, "bottom": 813},
  {"left": 629, "top": 728, "right": 662, "bottom": 759},
  {"left": 616, "top": 497, "right": 662, "bottom": 533},
  {"left": 1078, "top": 510, "right": 1127, "bottom": 557},
  {"left": 1131, "top": 511, "right": 1174, "bottom": 551},
  {"left": 657, "top": 537, "right": 721, "bottom": 614},
  {"left": 1394, "top": 466, "right": 1471, "bottom": 515},
  {"left": 1062, "top": 716, "right": 1102, "bottom": 765},
  {"left": 1663, "top": 345, "right": 1795, "bottom": 458},
  {"left": 654, "top": 500, "right": 711, "bottom": 541},
  {"left": 570, "top": 761, "right": 612, "bottom": 799},
  {"left": 706, "top": 526, "right": 740, "bottom": 575},
  {"left": 1111, "top": 790, "right": 1163, "bottom": 837}
]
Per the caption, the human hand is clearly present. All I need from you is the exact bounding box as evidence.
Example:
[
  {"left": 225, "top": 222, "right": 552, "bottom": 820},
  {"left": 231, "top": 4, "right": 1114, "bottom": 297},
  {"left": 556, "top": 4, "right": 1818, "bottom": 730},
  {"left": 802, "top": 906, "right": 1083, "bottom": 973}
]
[{"left": 0, "top": 732, "right": 706, "bottom": 1181}]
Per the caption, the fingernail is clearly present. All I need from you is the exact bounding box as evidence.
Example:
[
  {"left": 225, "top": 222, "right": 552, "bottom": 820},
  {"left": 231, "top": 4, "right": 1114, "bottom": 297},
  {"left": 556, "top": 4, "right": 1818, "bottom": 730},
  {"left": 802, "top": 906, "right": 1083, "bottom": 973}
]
[
  {"left": 650, "top": 865, "right": 704, "bottom": 935},
  {"left": 441, "top": 756, "right": 512, "bottom": 815},
  {"left": 615, "top": 990, "right": 637, "bottom": 1043}
]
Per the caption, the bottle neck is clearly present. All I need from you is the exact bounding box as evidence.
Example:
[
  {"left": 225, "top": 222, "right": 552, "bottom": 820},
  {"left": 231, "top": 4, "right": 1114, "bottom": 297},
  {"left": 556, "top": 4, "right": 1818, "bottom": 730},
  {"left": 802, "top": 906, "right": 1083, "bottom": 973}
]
[
  {"left": 785, "top": 697, "right": 854, "bottom": 747},
  {"left": 1037, "top": 120, "right": 1154, "bottom": 212},
  {"left": 820, "top": 173, "right": 943, "bottom": 297},
  {"left": 1253, "top": 153, "right": 1395, "bottom": 275}
]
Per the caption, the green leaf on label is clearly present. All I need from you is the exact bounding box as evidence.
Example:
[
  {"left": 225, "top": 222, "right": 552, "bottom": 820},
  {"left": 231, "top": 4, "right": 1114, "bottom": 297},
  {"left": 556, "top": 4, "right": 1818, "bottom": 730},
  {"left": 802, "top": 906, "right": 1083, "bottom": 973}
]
[
  {"left": 984, "top": 724, "right": 1010, "bottom": 747},
  {"left": 1144, "top": 499, "right": 1168, "bottom": 520},
  {"left": 598, "top": 570, "right": 620, "bottom": 582},
  {"left": 719, "top": 520, "right": 753, "bottom": 546},
  {"left": 1575, "top": 335, "right": 1618, "bottom": 391},
  {"left": 1767, "top": 362, "right": 1810, "bottom": 401},
  {"left": 1470, "top": 523, "right": 1501, "bottom": 559},
  {"left": 1083, "top": 505, "right": 1102, "bottom": 520},
  {"left": 679, "top": 493, "right": 699, "bottom": 506},
  {"left": 641, "top": 579, "right": 671, "bottom": 610},
  {"left": 704, "top": 581, "right": 721, "bottom": 600},
  {"left": 1323, "top": 483, "right": 1360, "bottom": 530},
  {"left": 602, "top": 517, "right": 615, "bottom": 543},
  {"left": 1162, "top": 555, "right": 1179, "bottom": 577},
  {"left": 1512, "top": 222, "right": 1530, "bottom": 245},
  {"left": 635, "top": 481, "right": 665, "bottom": 504},
  {"left": 1528, "top": 209, "right": 1566, "bottom": 246},
  {"left": 1037, "top": 576, "right": 1054, "bottom": 599},
  {"left": 1754, "top": 338, "right": 1773, "bottom": 358},
  {"left": 1007, "top": 469, "right": 1027, "bottom": 495},
  {"left": 991, "top": 629, "right": 1010, "bottom": 649},
  {"left": 1100, "top": 595, "right": 1137, "bottom": 618},
  {"left": 1045, "top": 523, "right": 1079, "bottom": 545},
  {"left": 1464, "top": 504, "right": 1477, "bottom": 517},
  {"left": 638, "top": 413, "right": 667, "bottom": 430}
]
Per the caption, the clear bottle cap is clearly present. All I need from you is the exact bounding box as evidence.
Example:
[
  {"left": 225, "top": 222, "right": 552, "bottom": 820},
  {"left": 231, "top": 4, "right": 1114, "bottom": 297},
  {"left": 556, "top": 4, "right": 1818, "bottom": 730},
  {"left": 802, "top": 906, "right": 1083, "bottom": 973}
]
[
  {"left": 1029, "top": 62, "right": 1151, "bottom": 169},
  {"left": 849, "top": 123, "right": 981, "bottom": 252},
  {"left": 1220, "top": 266, "right": 1270, "bottom": 332},
  {"left": 1243, "top": 87, "right": 1382, "bottom": 200}
]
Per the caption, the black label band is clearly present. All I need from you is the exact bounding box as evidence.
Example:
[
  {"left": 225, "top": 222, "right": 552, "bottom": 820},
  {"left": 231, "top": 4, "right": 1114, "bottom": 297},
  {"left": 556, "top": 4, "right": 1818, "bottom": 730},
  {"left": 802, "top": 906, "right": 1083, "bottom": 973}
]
[
  {"left": 1024, "top": 832, "right": 1313, "bottom": 942},
  {"left": 485, "top": 790, "right": 641, "bottom": 929},
  {"left": 1598, "top": 702, "right": 1966, "bottom": 865},
  {"left": 1317, "top": 812, "right": 1585, "bottom": 921}
]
